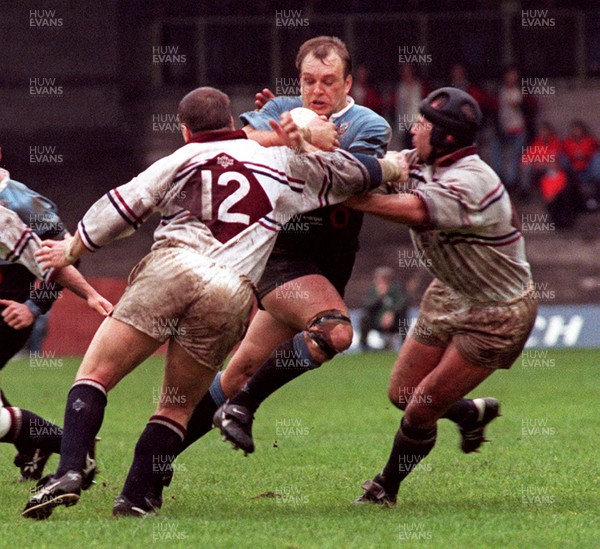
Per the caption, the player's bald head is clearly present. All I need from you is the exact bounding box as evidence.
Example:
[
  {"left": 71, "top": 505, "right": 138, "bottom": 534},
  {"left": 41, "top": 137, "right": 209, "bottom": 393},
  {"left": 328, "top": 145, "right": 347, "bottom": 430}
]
[{"left": 178, "top": 87, "right": 233, "bottom": 133}]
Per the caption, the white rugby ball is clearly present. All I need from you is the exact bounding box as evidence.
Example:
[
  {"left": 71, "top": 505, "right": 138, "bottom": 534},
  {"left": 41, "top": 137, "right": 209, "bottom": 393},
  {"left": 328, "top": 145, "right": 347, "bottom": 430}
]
[{"left": 289, "top": 107, "right": 318, "bottom": 128}]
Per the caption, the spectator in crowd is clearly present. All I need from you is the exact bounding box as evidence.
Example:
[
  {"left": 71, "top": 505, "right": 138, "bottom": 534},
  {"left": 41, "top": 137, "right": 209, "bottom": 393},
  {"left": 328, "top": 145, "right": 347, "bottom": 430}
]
[
  {"left": 521, "top": 121, "right": 563, "bottom": 199},
  {"left": 359, "top": 266, "right": 408, "bottom": 351},
  {"left": 449, "top": 63, "right": 497, "bottom": 122},
  {"left": 561, "top": 120, "right": 600, "bottom": 211},
  {"left": 351, "top": 64, "right": 383, "bottom": 115},
  {"left": 392, "top": 64, "right": 427, "bottom": 149},
  {"left": 538, "top": 159, "right": 582, "bottom": 229},
  {"left": 494, "top": 65, "right": 529, "bottom": 195}
]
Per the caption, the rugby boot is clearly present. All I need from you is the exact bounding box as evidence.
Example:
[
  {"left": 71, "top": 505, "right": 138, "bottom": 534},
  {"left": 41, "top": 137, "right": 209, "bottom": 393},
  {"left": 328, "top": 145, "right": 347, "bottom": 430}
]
[
  {"left": 354, "top": 474, "right": 397, "bottom": 507},
  {"left": 213, "top": 401, "right": 255, "bottom": 455},
  {"left": 22, "top": 471, "right": 82, "bottom": 520},
  {"left": 458, "top": 398, "right": 501, "bottom": 453}
]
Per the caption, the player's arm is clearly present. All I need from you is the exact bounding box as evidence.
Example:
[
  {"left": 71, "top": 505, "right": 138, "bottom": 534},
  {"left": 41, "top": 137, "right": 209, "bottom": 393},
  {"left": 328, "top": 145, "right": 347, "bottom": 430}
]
[
  {"left": 268, "top": 113, "right": 320, "bottom": 153},
  {"left": 242, "top": 96, "right": 338, "bottom": 151},
  {"left": 347, "top": 115, "right": 392, "bottom": 158},
  {"left": 245, "top": 116, "right": 338, "bottom": 151},
  {"left": 278, "top": 131, "right": 409, "bottom": 216},
  {"left": 31, "top": 234, "right": 112, "bottom": 317},
  {"left": 37, "top": 154, "right": 181, "bottom": 269},
  {"left": 52, "top": 264, "right": 112, "bottom": 316},
  {"left": 344, "top": 192, "right": 429, "bottom": 227}
]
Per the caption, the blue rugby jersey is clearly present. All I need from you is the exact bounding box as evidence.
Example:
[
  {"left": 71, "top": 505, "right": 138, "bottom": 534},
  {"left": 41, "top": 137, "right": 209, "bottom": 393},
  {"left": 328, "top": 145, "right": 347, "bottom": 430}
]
[{"left": 241, "top": 96, "right": 390, "bottom": 256}]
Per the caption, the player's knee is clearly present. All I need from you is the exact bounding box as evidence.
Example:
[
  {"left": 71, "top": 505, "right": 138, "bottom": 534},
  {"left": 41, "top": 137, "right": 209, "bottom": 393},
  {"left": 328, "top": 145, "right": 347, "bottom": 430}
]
[
  {"left": 305, "top": 309, "right": 353, "bottom": 363},
  {"left": 403, "top": 401, "right": 438, "bottom": 430},
  {"left": 388, "top": 386, "right": 406, "bottom": 410}
]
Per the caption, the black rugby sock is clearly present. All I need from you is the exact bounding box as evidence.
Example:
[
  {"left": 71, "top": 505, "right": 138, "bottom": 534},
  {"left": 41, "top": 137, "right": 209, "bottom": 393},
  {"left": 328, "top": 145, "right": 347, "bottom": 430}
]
[
  {"left": 56, "top": 380, "right": 107, "bottom": 476},
  {"left": 441, "top": 398, "right": 477, "bottom": 425},
  {"left": 179, "top": 391, "right": 219, "bottom": 452},
  {"left": 379, "top": 418, "right": 437, "bottom": 497},
  {"left": 2, "top": 409, "right": 63, "bottom": 454},
  {"left": 121, "top": 416, "right": 185, "bottom": 506},
  {"left": 229, "top": 335, "right": 320, "bottom": 414}
]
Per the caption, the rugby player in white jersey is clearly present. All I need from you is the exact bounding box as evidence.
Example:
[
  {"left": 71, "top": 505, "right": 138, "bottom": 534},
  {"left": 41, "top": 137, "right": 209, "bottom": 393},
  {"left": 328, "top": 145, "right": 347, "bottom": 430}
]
[
  {"left": 0, "top": 206, "right": 111, "bottom": 487},
  {"left": 22, "top": 86, "right": 407, "bottom": 519},
  {"left": 346, "top": 87, "right": 538, "bottom": 506}
]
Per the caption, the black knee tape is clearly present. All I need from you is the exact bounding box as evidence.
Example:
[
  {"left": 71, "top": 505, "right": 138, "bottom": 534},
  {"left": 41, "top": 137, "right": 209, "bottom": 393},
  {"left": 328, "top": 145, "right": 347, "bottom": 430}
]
[{"left": 305, "top": 309, "right": 351, "bottom": 360}]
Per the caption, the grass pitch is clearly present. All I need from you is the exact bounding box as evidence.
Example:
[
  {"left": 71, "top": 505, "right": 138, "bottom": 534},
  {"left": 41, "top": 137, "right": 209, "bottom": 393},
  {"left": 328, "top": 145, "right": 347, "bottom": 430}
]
[{"left": 0, "top": 348, "right": 598, "bottom": 548}]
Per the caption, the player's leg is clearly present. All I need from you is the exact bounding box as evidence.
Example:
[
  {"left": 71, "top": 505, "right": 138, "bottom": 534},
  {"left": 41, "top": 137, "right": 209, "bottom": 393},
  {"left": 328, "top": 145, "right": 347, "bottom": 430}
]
[
  {"left": 0, "top": 318, "right": 63, "bottom": 480},
  {"left": 180, "top": 309, "right": 296, "bottom": 453},
  {"left": 117, "top": 260, "right": 255, "bottom": 514},
  {"left": 386, "top": 335, "right": 446, "bottom": 410},
  {"left": 358, "top": 343, "right": 495, "bottom": 505},
  {"left": 386, "top": 332, "right": 490, "bottom": 443},
  {"left": 115, "top": 339, "right": 215, "bottom": 516},
  {"left": 23, "top": 317, "right": 161, "bottom": 519},
  {"left": 214, "top": 274, "right": 352, "bottom": 454},
  {"left": 57, "top": 317, "right": 161, "bottom": 470}
]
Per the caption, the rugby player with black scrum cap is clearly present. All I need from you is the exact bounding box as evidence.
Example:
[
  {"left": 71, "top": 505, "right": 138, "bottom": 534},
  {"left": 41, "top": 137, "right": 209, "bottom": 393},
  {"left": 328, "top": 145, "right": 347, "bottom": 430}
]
[{"left": 344, "top": 87, "right": 537, "bottom": 506}]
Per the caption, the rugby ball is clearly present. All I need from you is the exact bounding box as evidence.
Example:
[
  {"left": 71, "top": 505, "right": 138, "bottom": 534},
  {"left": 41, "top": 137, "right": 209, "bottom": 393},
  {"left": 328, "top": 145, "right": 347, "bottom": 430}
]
[{"left": 289, "top": 107, "right": 318, "bottom": 128}]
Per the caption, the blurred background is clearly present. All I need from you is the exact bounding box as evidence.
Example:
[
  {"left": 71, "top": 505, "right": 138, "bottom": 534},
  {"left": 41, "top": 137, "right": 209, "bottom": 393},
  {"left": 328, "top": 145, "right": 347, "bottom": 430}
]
[{"left": 1, "top": 0, "right": 598, "bottom": 353}]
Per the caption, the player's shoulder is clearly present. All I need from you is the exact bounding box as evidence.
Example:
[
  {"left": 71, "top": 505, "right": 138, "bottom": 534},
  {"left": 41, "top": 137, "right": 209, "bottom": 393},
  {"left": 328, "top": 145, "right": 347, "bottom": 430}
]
[
  {"left": 269, "top": 96, "right": 302, "bottom": 110},
  {"left": 443, "top": 153, "right": 503, "bottom": 198},
  {"left": 344, "top": 103, "right": 389, "bottom": 128},
  {"left": 0, "top": 203, "right": 24, "bottom": 226}
]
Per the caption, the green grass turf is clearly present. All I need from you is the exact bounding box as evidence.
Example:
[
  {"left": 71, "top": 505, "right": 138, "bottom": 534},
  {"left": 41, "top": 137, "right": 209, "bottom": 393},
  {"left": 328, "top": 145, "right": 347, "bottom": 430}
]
[{"left": 0, "top": 348, "right": 598, "bottom": 548}]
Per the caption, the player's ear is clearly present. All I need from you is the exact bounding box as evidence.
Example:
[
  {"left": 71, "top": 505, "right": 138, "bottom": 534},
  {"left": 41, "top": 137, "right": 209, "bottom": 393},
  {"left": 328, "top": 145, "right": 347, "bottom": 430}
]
[
  {"left": 344, "top": 74, "right": 352, "bottom": 95},
  {"left": 180, "top": 124, "right": 192, "bottom": 143}
]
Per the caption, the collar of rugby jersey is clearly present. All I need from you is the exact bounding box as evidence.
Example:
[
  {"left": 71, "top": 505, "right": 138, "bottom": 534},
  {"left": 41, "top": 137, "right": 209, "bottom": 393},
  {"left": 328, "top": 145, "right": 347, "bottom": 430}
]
[
  {"left": 434, "top": 145, "right": 478, "bottom": 168},
  {"left": 329, "top": 96, "right": 356, "bottom": 122},
  {"left": 188, "top": 129, "right": 248, "bottom": 144},
  {"left": 0, "top": 168, "right": 9, "bottom": 192}
]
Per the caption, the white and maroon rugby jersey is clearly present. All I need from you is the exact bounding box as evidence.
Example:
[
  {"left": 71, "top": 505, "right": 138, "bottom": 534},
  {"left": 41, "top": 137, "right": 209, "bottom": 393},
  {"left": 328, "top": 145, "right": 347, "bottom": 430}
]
[
  {"left": 400, "top": 146, "right": 532, "bottom": 303},
  {"left": 77, "top": 130, "right": 381, "bottom": 284},
  {"left": 0, "top": 205, "right": 55, "bottom": 282}
]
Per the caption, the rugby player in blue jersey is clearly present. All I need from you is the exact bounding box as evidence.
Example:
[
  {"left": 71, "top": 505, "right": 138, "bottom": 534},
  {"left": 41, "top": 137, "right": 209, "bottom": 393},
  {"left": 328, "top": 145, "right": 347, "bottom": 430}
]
[{"left": 160, "top": 37, "right": 391, "bottom": 476}]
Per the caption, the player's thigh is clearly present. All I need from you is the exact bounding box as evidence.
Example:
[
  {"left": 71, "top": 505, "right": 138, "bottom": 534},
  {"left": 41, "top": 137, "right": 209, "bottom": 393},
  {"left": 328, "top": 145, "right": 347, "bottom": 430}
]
[
  {"left": 262, "top": 273, "right": 349, "bottom": 328},
  {"left": 155, "top": 339, "right": 215, "bottom": 426},
  {"left": 388, "top": 335, "right": 446, "bottom": 408},
  {"left": 405, "top": 343, "right": 495, "bottom": 428},
  {"left": 221, "top": 309, "right": 297, "bottom": 397},
  {"left": 77, "top": 317, "right": 161, "bottom": 391}
]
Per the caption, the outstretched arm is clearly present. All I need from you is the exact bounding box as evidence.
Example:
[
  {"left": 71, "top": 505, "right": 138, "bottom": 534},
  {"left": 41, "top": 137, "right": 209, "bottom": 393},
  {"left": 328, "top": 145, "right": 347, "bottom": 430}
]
[
  {"left": 34, "top": 233, "right": 112, "bottom": 316},
  {"left": 53, "top": 263, "right": 112, "bottom": 316},
  {"left": 345, "top": 192, "right": 429, "bottom": 227}
]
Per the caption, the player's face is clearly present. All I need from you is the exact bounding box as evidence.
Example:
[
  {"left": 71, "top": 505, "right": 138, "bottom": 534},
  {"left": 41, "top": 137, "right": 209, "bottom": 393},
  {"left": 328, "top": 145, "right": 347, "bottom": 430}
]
[
  {"left": 300, "top": 52, "right": 352, "bottom": 118},
  {"left": 411, "top": 116, "right": 433, "bottom": 161}
]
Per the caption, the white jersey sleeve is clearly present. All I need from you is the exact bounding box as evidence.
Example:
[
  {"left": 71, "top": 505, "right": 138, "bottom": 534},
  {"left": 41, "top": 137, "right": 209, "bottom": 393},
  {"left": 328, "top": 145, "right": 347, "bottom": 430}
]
[
  {"left": 0, "top": 206, "right": 55, "bottom": 282},
  {"left": 271, "top": 146, "right": 381, "bottom": 219},
  {"left": 77, "top": 154, "right": 183, "bottom": 252}
]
